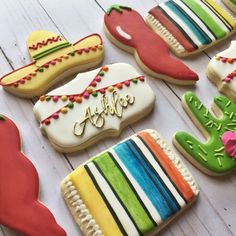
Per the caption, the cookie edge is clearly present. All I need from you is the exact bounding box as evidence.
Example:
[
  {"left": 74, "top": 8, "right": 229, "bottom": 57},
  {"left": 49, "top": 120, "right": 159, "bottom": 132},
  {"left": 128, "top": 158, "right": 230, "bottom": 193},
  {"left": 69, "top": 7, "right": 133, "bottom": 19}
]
[{"left": 61, "top": 129, "right": 199, "bottom": 236}]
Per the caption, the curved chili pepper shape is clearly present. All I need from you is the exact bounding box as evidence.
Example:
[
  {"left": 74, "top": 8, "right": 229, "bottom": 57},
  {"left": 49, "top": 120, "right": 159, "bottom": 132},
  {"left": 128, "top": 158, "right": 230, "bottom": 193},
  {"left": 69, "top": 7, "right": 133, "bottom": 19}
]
[
  {"left": 104, "top": 5, "right": 198, "bottom": 85},
  {"left": 0, "top": 115, "right": 66, "bottom": 236}
]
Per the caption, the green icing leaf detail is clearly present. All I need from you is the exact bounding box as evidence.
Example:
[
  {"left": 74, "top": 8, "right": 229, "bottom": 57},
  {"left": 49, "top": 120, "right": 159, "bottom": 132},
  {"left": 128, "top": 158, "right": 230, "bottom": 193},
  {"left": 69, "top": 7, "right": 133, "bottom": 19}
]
[
  {"left": 174, "top": 91, "right": 236, "bottom": 174},
  {"left": 107, "top": 4, "right": 132, "bottom": 15},
  {"left": 0, "top": 115, "right": 5, "bottom": 120}
]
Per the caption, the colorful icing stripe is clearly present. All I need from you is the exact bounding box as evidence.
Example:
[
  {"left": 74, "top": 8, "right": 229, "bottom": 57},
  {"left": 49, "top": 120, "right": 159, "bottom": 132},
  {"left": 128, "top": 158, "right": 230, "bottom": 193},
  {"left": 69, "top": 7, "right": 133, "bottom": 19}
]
[
  {"left": 78, "top": 131, "right": 195, "bottom": 235},
  {"left": 164, "top": 1, "right": 212, "bottom": 46},
  {"left": 201, "top": 0, "right": 235, "bottom": 31},
  {"left": 150, "top": 0, "right": 236, "bottom": 52},
  {"left": 138, "top": 132, "right": 195, "bottom": 202},
  {"left": 69, "top": 166, "right": 123, "bottom": 236}
]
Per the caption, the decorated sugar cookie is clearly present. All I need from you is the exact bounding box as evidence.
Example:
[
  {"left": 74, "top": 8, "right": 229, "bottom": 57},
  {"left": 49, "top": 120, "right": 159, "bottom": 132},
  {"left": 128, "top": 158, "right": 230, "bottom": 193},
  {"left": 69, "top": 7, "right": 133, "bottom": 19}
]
[
  {"left": 146, "top": 0, "right": 236, "bottom": 57},
  {"left": 0, "top": 30, "right": 104, "bottom": 98},
  {"left": 0, "top": 115, "right": 66, "bottom": 236},
  {"left": 207, "top": 41, "right": 236, "bottom": 102},
  {"left": 104, "top": 5, "right": 198, "bottom": 85},
  {"left": 61, "top": 129, "right": 199, "bottom": 236},
  {"left": 173, "top": 92, "right": 236, "bottom": 175},
  {"left": 223, "top": 0, "right": 236, "bottom": 14},
  {"left": 33, "top": 63, "right": 155, "bottom": 153}
]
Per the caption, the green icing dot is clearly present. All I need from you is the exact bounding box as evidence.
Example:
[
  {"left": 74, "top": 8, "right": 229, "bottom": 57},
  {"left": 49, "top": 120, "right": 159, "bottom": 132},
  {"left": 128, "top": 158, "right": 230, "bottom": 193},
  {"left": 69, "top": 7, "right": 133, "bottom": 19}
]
[
  {"left": 92, "top": 92, "right": 98, "bottom": 97},
  {"left": 68, "top": 102, "right": 74, "bottom": 109},
  {"left": 0, "top": 115, "right": 5, "bottom": 120},
  {"left": 46, "top": 96, "right": 51, "bottom": 101},
  {"left": 38, "top": 68, "right": 44, "bottom": 72},
  {"left": 98, "top": 71, "right": 105, "bottom": 76},
  {"left": 132, "top": 79, "right": 138, "bottom": 84}
]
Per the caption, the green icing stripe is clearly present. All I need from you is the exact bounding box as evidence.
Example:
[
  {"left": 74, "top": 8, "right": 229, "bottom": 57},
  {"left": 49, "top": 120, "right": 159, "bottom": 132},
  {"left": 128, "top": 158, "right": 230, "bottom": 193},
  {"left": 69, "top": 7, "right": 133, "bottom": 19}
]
[
  {"left": 230, "top": 0, "right": 236, "bottom": 5},
  {"left": 94, "top": 152, "right": 154, "bottom": 234},
  {"left": 182, "top": 0, "right": 226, "bottom": 39},
  {"left": 33, "top": 42, "right": 71, "bottom": 60},
  {"left": 174, "top": 91, "right": 236, "bottom": 174}
]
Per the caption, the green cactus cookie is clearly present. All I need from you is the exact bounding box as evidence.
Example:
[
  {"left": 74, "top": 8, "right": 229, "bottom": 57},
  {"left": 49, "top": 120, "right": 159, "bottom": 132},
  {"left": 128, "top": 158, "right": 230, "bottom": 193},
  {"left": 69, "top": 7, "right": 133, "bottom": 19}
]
[{"left": 173, "top": 91, "right": 236, "bottom": 175}]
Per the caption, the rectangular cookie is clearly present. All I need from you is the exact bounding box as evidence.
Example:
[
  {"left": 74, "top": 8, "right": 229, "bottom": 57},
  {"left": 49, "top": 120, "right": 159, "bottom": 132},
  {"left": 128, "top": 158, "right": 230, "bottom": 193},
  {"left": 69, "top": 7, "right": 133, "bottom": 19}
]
[
  {"left": 61, "top": 129, "right": 199, "bottom": 236},
  {"left": 146, "top": 0, "right": 236, "bottom": 57}
]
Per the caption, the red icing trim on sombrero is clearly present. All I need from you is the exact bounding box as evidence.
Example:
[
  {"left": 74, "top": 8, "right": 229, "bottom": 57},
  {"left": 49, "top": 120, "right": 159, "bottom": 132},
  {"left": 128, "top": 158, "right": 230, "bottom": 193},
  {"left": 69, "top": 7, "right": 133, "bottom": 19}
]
[
  {"left": 0, "top": 115, "right": 66, "bottom": 236},
  {"left": 29, "top": 35, "right": 62, "bottom": 50},
  {"left": 0, "top": 36, "right": 103, "bottom": 87}
]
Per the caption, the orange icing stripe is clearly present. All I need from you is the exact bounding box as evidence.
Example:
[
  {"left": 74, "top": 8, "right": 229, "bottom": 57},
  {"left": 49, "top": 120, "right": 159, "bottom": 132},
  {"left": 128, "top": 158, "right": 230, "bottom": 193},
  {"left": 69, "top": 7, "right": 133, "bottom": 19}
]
[{"left": 138, "top": 132, "right": 195, "bottom": 202}]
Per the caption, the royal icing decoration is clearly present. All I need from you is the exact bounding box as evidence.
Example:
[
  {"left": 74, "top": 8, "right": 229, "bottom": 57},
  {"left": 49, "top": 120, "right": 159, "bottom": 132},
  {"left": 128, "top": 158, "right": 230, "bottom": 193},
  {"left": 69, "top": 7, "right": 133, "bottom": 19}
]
[
  {"left": 33, "top": 63, "right": 155, "bottom": 153},
  {"left": 223, "top": 0, "right": 236, "bottom": 14},
  {"left": 0, "top": 30, "right": 104, "bottom": 98},
  {"left": 207, "top": 41, "right": 236, "bottom": 102},
  {"left": 222, "top": 131, "right": 236, "bottom": 158},
  {"left": 104, "top": 5, "right": 198, "bottom": 85},
  {"left": 146, "top": 0, "right": 236, "bottom": 57},
  {"left": 174, "top": 92, "right": 236, "bottom": 175},
  {"left": 61, "top": 129, "right": 199, "bottom": 236},
  {"left": 0, "top": 115, "right": 66, "bottom": 236}
]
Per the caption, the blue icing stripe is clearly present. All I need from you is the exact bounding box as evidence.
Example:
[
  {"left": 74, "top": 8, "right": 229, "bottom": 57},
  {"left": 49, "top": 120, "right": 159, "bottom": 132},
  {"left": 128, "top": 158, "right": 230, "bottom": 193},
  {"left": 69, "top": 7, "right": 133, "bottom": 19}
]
[
  {"left": 114, "top": 140, "right": 175, "bottom": 220},
  {"left": 165, "top": 1, "right": 212, "bottom": 45},
  {"left": 128, "top": 139, "right": 181, "bottom": 213}
]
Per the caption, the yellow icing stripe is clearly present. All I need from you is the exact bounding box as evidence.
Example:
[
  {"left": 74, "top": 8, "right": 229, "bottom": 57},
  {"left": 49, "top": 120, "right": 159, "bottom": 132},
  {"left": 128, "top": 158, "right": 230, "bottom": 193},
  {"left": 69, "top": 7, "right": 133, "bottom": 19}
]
[
  {"left": 69, "top": 167, "right": 123, "bottom": 236},
  {"left": 204, "top": 0, "right": 236, "bottom": 28}
]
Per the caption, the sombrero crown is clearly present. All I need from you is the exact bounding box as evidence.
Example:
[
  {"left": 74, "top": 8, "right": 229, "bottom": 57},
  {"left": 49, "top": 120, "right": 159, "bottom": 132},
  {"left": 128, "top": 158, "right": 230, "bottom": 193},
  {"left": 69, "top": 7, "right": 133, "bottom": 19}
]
[{"left": 27, "top": 30, "right": 71, "bottom": 60}]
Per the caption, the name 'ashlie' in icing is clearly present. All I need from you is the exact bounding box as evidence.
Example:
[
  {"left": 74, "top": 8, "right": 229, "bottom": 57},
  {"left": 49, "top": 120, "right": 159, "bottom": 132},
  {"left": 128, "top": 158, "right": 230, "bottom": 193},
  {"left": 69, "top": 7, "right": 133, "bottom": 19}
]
[
  {"left": 174, "top": 91, "right": 236, "bottom": 175},
  {"left": 104, "top": 4, "right": 198, "bottom": 85},
  {"left": 74, "top": 91, "right": 135, "bottom": 136},
  {"left": 61, "top": 129, "right": 199, "bottom": 236},
  {"left": 146, "top": 0, "right": 236, "bottom": 57},
  {"left": 0, "top": 115, "right": 66, "bottom": 236},
  {"left": 0, "top": 30, "right": 104, "bottom": 98},
  {"left": 33, "top": 63, "right": 155, "bottom": 153}
]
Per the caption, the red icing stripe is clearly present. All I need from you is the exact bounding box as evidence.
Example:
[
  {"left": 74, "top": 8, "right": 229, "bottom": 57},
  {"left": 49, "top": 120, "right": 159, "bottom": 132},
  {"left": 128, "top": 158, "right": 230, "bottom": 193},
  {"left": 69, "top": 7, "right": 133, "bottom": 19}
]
[
  {"left": 138, "top": 131, "right": 195, "bottom": 202},
  {"left": 104, "top": 7, "right": 198, "bottom": 82},
  {"left": 29, "top": 35, "right": 62, "bottom": 50},
  {"left": 149, "top": 7, "right": 195, "bottom": 53},
  {"left": 0, "top": 116, "right": 66, "bottom": 236}
]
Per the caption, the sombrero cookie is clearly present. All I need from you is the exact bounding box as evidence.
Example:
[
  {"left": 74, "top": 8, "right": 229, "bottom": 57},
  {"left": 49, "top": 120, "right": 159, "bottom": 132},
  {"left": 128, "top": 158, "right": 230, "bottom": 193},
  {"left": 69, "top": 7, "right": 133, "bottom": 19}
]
[
  {"left": 104, "top": 5, "right": 198, "bottom": 85},
  {"left": 33, "top": 63, "right": 155, "bottom": 153},
  {"left": 61, "top": 129, "right": 199, "bottom": 236},
  {"left": 0, "top": 114, "right": 66, "bottom": 236},
  {"left": 0, "top": 30, "right": 104, "bottom": 98},
  {"left": 223, "top": 0, "right": 236, "bottom": 14},
  {"left": 207, "top": 41, "right": 236, "bottom": 102},
  {"left": 173, "top": 92, "right": 236, "bottom": 176},
  {"left": 146, "top": 0, "right": 236, "bottom": 57}
]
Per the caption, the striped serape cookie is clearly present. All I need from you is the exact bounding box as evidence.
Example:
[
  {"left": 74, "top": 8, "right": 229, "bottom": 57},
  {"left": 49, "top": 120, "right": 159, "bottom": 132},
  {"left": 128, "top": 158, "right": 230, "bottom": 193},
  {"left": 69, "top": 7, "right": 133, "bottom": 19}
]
[
  {"left": 146, "top": 0, "right": 236, "bottom": 57},
  {"left": 61, "top": 129, "right": 199, "bottom": 236}
]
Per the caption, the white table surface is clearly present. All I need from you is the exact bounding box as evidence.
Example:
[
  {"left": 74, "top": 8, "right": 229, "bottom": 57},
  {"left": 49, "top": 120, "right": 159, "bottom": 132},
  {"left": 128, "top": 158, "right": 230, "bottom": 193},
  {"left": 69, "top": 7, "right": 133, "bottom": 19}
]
[{"left": 0, "top": 0, "right": 235, "bottom": 235}]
